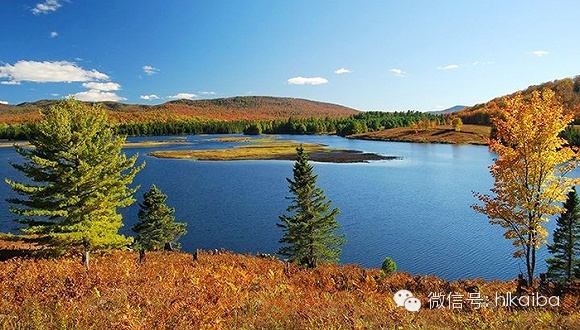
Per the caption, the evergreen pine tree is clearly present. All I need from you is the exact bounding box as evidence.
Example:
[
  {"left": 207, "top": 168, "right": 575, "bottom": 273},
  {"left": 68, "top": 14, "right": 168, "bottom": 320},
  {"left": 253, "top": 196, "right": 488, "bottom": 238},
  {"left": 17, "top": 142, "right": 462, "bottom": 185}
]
[
  {"left": 277, "top": 145, "right": 345, "bottom": 268},
  {"left": 133, "top": 184, "right": 187, "bottom": 257},
  {"left": 546, "top": 187, "right": 580, "bottom": 282},
  {"left": 5, "top": 99, "right": 144, "bottom": 267}
]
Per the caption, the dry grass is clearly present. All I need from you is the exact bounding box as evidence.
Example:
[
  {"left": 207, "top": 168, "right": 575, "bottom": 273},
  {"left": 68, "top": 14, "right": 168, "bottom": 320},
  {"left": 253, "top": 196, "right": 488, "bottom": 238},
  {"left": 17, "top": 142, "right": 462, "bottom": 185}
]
[
  {"left": 206, "top": 136, "right": 254, "bottom": 143},
  {"left": 352, "top": 125, "right": 492, "bottom": 145},
  {"left": 149, "top": 139, "right": 328, "bottom": 161},
  {"left": 0, "top": 249, "right": 578, "bottom": 329}
]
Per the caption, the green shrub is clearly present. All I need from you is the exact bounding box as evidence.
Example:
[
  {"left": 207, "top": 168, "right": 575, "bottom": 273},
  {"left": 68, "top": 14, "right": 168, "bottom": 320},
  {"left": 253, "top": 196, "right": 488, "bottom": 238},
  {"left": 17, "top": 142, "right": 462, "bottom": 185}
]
[{"left": 381, "top": 257, "right": 397, "bottom": 274}]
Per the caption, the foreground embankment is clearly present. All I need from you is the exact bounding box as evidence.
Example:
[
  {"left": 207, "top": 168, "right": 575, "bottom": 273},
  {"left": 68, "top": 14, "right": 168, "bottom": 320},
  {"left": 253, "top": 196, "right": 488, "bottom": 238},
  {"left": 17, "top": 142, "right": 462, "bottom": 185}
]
[{"left": 0, "top": 245, "right": 578, "bottom": 329}]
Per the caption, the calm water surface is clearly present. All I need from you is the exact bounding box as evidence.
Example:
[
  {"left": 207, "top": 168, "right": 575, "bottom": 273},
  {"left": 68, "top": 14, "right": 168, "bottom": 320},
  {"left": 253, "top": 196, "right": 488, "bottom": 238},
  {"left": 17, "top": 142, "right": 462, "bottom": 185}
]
[{"left": 0, "top": 135, "right": 561, "bottom": 280}]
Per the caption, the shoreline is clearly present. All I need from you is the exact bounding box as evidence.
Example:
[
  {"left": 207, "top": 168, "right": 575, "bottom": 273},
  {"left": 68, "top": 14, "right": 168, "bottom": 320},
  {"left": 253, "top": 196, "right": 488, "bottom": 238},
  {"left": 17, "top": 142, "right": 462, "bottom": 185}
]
[
  {"left": 1, "top": 125, "right": 492, "bottom": 150},
  {"left": 348, "top": 134, "right": 489, "bottom": 146},
  {"left": 349, "top": 124, "right": 491, "bottom": 146}
]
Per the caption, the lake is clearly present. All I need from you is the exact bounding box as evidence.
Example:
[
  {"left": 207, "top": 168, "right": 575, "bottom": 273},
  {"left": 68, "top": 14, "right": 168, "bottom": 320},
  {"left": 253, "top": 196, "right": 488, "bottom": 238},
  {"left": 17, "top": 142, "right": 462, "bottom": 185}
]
[{"left": 0, "top": 134, "right": 561, "bottom": 280}]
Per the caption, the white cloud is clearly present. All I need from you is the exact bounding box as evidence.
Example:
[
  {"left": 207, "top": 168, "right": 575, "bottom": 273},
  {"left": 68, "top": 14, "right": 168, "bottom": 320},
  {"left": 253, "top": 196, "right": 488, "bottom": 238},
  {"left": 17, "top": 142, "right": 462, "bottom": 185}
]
[
  {"left": 0, "top": 101, "right": 8, "bottom": 105},
  {"left": 50, "top": 31, "right": 58, "bottom": 38},
  {"left": 0, "top": 60, "right": 109, "bottom": 84},
  {"left": 390, "top": 68, "right": 406, "bottom": 77},
  {"left": 32, "top": 0, "right": 62, "bottom": 15},
  {"left": 82, "top": 82, "right": 121, "bottom": 91},
  {"left": 74, "top": 81, "right": 124, "bottom": 102},
  {"left": 0, "top": 60, "right": 123, "bottom": 103},
  {"left": 51, "top": 93, "right": 59, "bottom": 97},
  {"left": 287, "top": 76, "right": 328, "bottom": 85},
  {"left": 72, "top": 90, "right": 126, "bottom": 102},
  {"left": 1, "top": 81, "right": 21, "bottom": 85},
  {"left": 199, "top": 91, "right": 217, "bottom": 96},
  {"left": 142, "top": 65, "right": 159, "bottom": 75},
  {"left": 437, "top": 64, "right": 460, "bottom": 70},
  {"left": 533, "top": 50, "right": 549, "bottom": 57},
  {"left": 334, "top": 68, "right": 351, "bottom": 74},
  {"left": 140, "top": 94, "right": 160, "bottom": 101},
  {"left": 168, "top": 93, "right": 198, "bottom": 100}
]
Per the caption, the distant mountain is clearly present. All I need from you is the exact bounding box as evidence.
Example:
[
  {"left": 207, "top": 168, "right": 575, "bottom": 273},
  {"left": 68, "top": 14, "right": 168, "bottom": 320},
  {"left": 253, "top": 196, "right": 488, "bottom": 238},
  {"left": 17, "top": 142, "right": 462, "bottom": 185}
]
[
  {"left": 429, "top": 105, "right": 467, "bottom": 115},
  {"left": 456, "top": 76, "right": 580, "bottom": 125},
  {"left": 0, "top": 96, "right": 360, "bottom": 124}
]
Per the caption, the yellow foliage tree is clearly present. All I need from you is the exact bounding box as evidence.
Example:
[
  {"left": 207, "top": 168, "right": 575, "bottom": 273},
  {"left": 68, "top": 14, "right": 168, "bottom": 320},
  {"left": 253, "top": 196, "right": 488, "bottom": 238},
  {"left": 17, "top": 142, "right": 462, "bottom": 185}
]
[
  {"left": 473, "top": 89, "right": 579, "bottom": 285},
  {"left": 451, "top": 117, "right": 463, "bottom": 132}
]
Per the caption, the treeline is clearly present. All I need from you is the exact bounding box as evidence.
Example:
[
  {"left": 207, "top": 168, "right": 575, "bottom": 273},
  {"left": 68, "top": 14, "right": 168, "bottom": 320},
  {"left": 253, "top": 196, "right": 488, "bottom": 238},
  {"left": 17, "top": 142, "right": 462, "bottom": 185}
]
[
  {"left": 5, "top": 112, "right": 580, "bottom": 147},
  {"left": 0, "top": 123, "right": 32, "bottom": 140},
  {"left": 453, "top": 111, "right": 492, "bottom": 125},
  {"left": 1, "top": 111, "right": 441, "bottom": 140},
  {"left": 492, "top": 124, "right": 580, "bottom": 147},
  {"left": 115, "top": 111, "right": 440, "bottom": 137},
  {"left": 561, "top": 125, "right": 580, "bottom": 146}
]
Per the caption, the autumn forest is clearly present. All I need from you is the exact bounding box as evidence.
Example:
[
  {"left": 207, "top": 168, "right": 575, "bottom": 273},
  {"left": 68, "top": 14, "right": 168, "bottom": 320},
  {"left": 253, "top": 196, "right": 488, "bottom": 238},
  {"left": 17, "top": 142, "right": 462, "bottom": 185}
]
[{"left": 1, "top": 77, "right": 580, "bottom": 328}]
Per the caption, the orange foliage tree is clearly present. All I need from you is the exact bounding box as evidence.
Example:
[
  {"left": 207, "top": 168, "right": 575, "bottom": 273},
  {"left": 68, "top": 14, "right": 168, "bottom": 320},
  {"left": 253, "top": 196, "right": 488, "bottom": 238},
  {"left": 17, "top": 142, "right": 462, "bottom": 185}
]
[{"left": 473, "top": 89, "right": 579, "bottom": 285}]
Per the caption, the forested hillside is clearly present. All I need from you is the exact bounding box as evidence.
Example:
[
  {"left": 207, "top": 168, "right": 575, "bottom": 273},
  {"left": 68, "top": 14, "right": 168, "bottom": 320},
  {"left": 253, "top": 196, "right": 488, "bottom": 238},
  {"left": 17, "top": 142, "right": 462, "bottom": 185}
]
[
  {"left": 457, "top": 76, "right": 580, "bottom": 125},
  {"left": 0, "top": 96, "right": 359, "bottom": 125},
  {"left": 0, "top": 99, "right": 438, "bottom": 140}
]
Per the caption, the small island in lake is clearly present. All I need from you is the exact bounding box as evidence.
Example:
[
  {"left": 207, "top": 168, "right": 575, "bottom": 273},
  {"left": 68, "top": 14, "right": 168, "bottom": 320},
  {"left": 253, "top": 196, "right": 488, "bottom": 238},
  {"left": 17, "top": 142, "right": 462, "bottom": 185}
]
[{"left": 149, "top": 136, "right": 397, "bottom": 163}]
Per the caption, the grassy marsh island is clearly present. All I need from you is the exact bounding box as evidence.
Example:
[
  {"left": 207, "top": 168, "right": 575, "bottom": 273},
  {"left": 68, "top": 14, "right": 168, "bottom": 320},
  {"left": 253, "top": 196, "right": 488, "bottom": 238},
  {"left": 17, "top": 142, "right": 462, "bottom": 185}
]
[{"left": 149, "top": 136, "right": 397, "bottom": 163}]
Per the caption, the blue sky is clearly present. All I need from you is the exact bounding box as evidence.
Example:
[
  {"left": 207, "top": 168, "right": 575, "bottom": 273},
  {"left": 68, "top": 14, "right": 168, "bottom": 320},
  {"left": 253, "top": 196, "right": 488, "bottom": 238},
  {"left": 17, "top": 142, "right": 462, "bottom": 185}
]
[{"left": 1, "top": 1, "right": 579, "bottom": 111}]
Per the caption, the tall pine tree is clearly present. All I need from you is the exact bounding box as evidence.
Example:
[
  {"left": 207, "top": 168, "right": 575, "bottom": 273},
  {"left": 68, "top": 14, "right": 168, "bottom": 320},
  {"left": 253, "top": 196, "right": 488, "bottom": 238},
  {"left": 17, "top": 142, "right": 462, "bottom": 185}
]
[
  {"left": 277, "top": 145, "right": 345, "bottom": 268},
  {"left": 132, "top": 184, "right": 187, "bottom": 257},
  {"left": 5, "top": 99, "right": 144, "bottom": 267},
  {"left": 546, "top": 187, "right": 580, "bottom": 282}
]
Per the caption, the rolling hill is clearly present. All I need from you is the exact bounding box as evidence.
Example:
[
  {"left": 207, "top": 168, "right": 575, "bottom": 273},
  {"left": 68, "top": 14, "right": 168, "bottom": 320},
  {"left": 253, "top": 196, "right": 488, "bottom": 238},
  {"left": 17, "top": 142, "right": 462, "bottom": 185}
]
[
  {"left": 429, "top": 105, "right": 467, "bottom": 114},
  {"left": 456, "top": 76, "right": 580, "bottom": 125},
  {"left": 0, "top": 96, "right": 360, "bottom": 124}
]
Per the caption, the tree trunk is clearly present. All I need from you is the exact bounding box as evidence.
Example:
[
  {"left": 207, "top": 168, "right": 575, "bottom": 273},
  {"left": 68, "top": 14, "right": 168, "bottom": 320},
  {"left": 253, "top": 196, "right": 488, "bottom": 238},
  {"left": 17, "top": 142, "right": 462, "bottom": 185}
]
[
  {"left": 525, "top": 232, "right": 534, "bottom": 287},
  {"left": 307, "top": 232, "right": 316, "bottom": 268},
  {"left": 310, "top": 257, "right": 317, "bottom": 268},
  {"left": 139, "top": 249, "right": 146, "bottom": 264},
  {"left": 530, "top": 245, "right": 536, "bottom": 288},
  {"left": 567, "top": 226, "right": 573, "bottom": 282},
  {"left": 517, "top": 274, "right": 527, "bottom": 294},
  {"left": 82, "top": 250, "right": 90, "bottom": 270}
]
